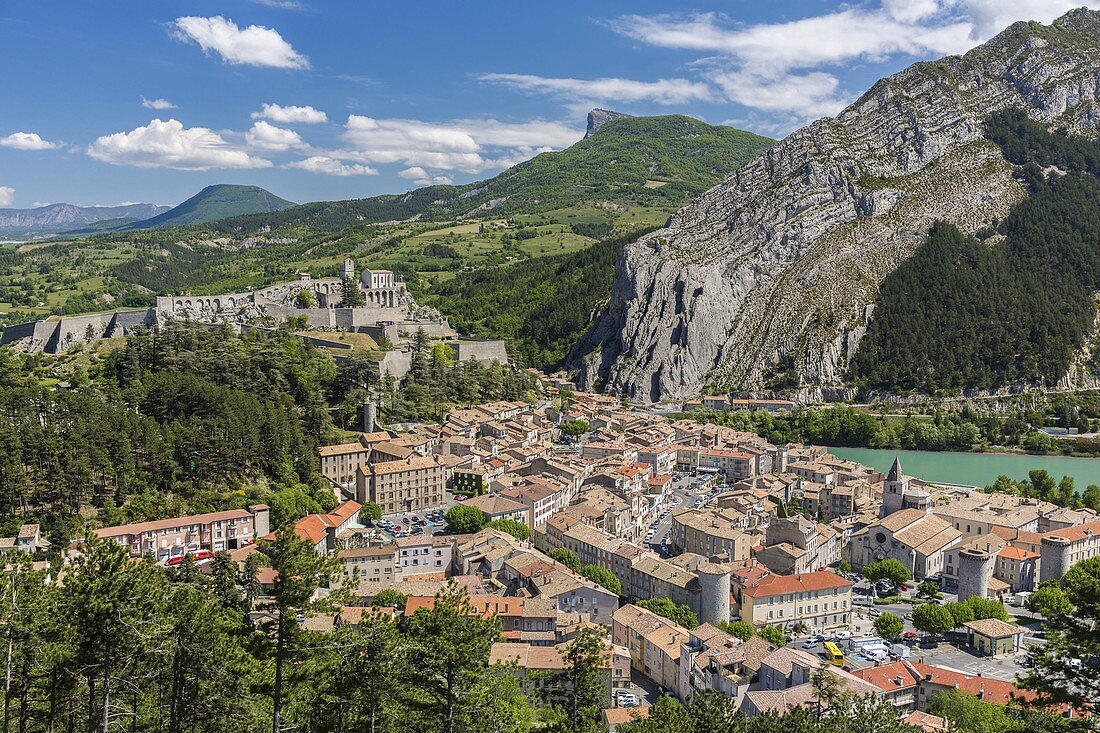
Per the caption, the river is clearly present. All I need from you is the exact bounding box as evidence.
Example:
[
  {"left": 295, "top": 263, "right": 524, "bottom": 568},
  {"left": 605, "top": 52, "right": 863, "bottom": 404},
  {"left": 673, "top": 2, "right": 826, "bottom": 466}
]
[{"left": 828, "top": 447, "right": 1100, "bottom": 489}]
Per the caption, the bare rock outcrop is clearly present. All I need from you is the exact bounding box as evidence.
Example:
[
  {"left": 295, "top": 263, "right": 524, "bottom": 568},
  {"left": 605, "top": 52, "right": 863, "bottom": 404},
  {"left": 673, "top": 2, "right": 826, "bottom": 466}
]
[{"left": 569, "top": 10, "right": 1100, "bottom": 402}]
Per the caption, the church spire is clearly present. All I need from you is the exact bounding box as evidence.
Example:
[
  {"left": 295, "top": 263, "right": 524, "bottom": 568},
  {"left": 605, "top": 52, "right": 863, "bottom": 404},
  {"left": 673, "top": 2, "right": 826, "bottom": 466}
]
[{"left": 886, "top": 455, "right": 903, "bottom": 482}]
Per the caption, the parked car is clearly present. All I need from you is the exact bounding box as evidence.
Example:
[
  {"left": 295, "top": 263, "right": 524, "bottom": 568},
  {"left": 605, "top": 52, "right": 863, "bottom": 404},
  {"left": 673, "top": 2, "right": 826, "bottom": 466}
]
[{"left": 832, "top": 630, "right": 853, "bottom": 640}]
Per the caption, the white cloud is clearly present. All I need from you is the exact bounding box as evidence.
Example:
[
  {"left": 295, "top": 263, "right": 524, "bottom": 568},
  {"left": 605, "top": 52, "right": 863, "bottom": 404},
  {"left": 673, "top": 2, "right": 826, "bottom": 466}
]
[
  {"left": 398, "top": 167, "right": 454, "bottom": 186},
  {"left": 338, "top": 115, "right": 580, "bottom": 175},
  {"left": 478, "top": 73, "right": 715, "bottom": 105},
  {"left": 0, "top": 187, "right": 14, "bottom": 206},
  {"left": 251, "top": 0, "right": 306, "bottom": 9},
  {"left": 245, "top": 121, "right": 304, "bottom": 151},
  {"left": 601, "top": 2, "right": 1100, "bottom": 131},
  {"left": 1, "top": 132, "right": 60, "bottom": 151},
  {"left": 251, "top": 103, "right": 327, "bottom": 124},
  {"left": 171, "top": 16, "right": 309, "bottom": 69},
  {"left": 287, "top": 156, "right": 377, "bottom": 176},
  {"left": 87, "top": 118, "right": 272, "bottom": 170},
  {"left": 141, "top": 97, "right": 178, "bottom": 110}
]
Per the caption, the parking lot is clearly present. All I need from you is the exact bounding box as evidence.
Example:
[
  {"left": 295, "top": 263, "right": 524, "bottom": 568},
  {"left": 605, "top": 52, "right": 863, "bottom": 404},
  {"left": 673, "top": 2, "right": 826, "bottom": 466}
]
[{"left": 643, "top": 472, "right": 728, "bottom": 555}]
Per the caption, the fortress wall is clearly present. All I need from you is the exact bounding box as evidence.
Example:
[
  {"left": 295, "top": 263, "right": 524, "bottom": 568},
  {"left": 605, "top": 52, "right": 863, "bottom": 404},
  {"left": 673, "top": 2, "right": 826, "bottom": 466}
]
[
  {"left": 52, "top": 312, "right": 119, "bottom": 350},
  {"left": 0, "top": 320, "right": 41, "bottom": 346},
  {"left": 111, "top": 309, "right": 157, "bottom": 333},
  {"left": 265, "top": 305, "right": 336, "bottom": 328},
  {"left": 449, "top": 339, "right": 509, "bottom": 364}
]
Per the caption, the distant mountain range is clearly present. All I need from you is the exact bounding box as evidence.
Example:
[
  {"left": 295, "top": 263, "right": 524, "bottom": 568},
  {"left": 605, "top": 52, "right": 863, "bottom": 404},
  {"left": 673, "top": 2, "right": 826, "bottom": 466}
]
[
  {"left": 59, "top": 185, "right": 296, "bottom": 235},
  {"left": 0, "top": 202, "right": 169, "bottom": 239}
]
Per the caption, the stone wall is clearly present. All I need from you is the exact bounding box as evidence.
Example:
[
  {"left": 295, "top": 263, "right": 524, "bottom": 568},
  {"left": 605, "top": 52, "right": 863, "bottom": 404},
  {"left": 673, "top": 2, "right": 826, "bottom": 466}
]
[{"left": 449, "top": 339, "right": 508, "bottom": 364}]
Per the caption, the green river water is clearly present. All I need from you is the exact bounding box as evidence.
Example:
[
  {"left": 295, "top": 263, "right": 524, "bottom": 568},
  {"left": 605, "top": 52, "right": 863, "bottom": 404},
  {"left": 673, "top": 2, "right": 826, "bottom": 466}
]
[{"left": 828, "top": 447, "right": 1100, "bottom": 489}]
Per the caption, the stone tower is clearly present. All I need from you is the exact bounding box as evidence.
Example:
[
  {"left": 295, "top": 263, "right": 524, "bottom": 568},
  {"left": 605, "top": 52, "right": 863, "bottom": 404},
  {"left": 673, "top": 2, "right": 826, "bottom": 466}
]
[
  {"left": 341, "top": 257, "right": 355, "bottom": 281},
  {"left": 1040, "top": 535, "right": 1074, "bottom": 585},
  {"left": 957, "top": 548, "right": 996, "bottom": 602},
  {"left": 881, "top": 456, "right": 908, "bottom": 517},
  {"left": 697, "top": 562, "right": 731, "bottom": 625},
  {"left": 362, "top": 401, "right": 377, "bottom": 434}
]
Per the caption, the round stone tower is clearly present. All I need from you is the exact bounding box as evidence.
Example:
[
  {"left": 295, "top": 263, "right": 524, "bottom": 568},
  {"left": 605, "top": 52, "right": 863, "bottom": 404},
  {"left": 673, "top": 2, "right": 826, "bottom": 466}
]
[
  {"left": 697, "top": 562, "right": 731, "bottom": 625},
  {"left": 1040, "top": 535, "right": 1074, "bottom": 586},
  {"left": 957, "top": 548, "right": 995, "bottom": 602}
]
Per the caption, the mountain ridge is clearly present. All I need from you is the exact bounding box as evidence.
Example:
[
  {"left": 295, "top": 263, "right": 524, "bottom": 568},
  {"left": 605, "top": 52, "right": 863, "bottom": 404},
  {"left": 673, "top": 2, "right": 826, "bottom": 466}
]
[
  {"left": 149, "top": 114, "right": 773, "bottom": 237},
  {"left": 0, "top": 202, "right": 169, "bottom": 238},
  {"left": 569, "top": 8, "right": 1100, "bottom": 402}
]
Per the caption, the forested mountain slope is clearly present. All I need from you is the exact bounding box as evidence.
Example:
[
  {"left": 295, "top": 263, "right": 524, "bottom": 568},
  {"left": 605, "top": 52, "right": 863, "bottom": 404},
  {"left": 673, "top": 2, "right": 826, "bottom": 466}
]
[{"left": 850, "top": 112, "right": 1100, "bottom": 393}]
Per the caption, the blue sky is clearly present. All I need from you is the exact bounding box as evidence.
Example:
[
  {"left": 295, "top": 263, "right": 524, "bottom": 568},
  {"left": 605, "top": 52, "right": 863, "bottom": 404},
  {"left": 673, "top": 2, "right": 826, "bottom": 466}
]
[{"left": 1, "top": 0, "right": 1095, "bottom": 209}]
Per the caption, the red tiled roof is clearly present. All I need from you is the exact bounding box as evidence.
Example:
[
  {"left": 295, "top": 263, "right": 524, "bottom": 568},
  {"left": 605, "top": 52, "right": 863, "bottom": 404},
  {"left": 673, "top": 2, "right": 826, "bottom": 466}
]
[
  {"left": 403, "top": 595, "right": 525, "bottom": 618},
  {"left": 742, "top": 571, "right": 851, "bottom": 598}
]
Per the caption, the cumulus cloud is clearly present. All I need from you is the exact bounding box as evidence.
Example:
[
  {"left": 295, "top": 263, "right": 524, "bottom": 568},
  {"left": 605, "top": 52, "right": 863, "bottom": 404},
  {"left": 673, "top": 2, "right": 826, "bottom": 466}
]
[
  {"left": 245, "top": 121, "right": 304, "bottom": 151},
  {"left": 478, "top": 73, "right": 715, "bottom": 105},
  {"left": 141, "top": 97, "right": 178, "bottom": 110},
  {"left": 87, "top": 118, "right": 272, "bottom": 170},
  {"left": 338, "top": 115, "right": 580, "bottom": 175},
  {"left": 287, "top": 156, "right": 377, "bottom": 176},
  {"left": 0, "top": 187, "right": 14, "bottom": 206},
  {"left": 599, "top": 2, "right": 1100, "bottom": 131},
  {"left": 1, "top": 132, "right": 60, "bottom": 151},
  {"left": 171, "top": 16, "right": 309, "bottom": 69},
  {"left": 398, "top": 167, "right": 454, "bottom": 186},
  {"left": 251, "top": 103, "right": 327, "bottom": 124}
]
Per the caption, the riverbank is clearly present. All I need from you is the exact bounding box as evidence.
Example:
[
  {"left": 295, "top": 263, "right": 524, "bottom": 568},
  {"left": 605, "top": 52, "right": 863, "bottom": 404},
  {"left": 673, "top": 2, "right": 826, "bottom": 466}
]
[{"left": 828, "top": 446, "right": 1100, "bottom": 489}]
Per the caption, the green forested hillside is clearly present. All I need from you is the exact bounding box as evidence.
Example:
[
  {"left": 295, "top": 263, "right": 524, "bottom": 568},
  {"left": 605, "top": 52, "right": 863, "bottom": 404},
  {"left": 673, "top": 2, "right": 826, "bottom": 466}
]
[
  {"left": 190, "top": 115, "right": 772, "bottom": 236},
  {"left": 851, "top": 112, "right": 1100, "bottom": 392},
  {"left": 122, "top": 184, "right": 296, "bottom": 229},
  {"left": 428, "top": 226, "right": 660, "bottom": 369}
]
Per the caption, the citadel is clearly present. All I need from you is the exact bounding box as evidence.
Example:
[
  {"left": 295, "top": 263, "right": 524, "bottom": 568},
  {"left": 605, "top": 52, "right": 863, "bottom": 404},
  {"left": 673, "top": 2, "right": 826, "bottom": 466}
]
[{"left": 0, "top": 258, "right": 507, "bottom": 375}]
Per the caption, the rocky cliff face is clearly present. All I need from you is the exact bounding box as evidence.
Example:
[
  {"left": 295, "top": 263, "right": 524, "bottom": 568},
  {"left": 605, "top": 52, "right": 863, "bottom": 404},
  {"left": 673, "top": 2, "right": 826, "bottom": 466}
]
[
  {"left": 569, "top": 10, "right": 1100, "bottom": 402},
  {"left": 584, "top": 109, "right": 632, "bottom": 138}
]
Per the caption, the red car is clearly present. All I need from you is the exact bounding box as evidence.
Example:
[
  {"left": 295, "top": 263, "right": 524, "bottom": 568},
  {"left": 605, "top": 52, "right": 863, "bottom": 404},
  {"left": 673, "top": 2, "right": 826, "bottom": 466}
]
[{"left": 904, "top": 631, "right": 918, "bottom": 639}]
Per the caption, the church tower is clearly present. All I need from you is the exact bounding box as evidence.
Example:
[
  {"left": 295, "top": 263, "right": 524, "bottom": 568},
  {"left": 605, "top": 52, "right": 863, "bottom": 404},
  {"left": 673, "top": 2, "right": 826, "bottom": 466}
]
[
  {"left": 341, "top": 257, "right": 355, "bottom": 281},
  {"left": 881, "top": 456, "right": 908, "bottom": 517}
]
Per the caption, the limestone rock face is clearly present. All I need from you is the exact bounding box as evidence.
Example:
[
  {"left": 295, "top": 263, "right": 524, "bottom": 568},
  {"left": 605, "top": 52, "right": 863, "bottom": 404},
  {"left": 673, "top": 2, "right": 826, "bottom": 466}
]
[
  {"left": 585, "top": 109, "right": 632, "bottom": 138},
  {"left": 569, "top": 10, "right": 1100, "bottom": 402}
]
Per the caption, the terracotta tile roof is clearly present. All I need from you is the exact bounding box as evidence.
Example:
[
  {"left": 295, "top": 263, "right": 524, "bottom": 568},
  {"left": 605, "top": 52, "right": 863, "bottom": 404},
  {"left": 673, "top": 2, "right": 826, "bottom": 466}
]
[
  {"left": 94, "top": 509, "right": 254, "bottom": 538},
  {"left": 602, "top": 707, "right": 651, "bottom": 726},
  {"left": 964, "top": 618, "right": 1025, "bottom": 639},
  {"left": 404, "top": 595, "right": 524, "bottom": 618},
  {"left": 997, "top": 546, "right": 1038, "bottom": 561},
  {"left": 853, "top": 660, "right": 920, "bottom": 690},
  {"left": 318, "top": 442, "right": 367, "bottom": 457},
  {"left": 910, "top": 662, "right": 1034, "bottom": 706},
  {"left": 1043, "top": 520, "right": 1100, "bottom": 542},
  {"left": 905, "top": 711, "right": 948, "bottom": 732},
  {"left": 742, "top": 571, "right": 851, "bottom": 598}
]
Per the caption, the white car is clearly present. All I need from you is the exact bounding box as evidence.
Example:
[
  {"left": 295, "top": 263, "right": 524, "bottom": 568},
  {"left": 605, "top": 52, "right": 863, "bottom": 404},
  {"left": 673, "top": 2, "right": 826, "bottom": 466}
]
[{"left": 833, "top": 630, "right": 853, "bottom": 640}]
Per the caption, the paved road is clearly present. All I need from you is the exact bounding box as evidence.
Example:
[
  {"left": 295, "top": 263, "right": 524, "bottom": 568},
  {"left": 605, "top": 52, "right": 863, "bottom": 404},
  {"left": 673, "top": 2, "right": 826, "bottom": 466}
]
[{"left": 642, "top": 474, "right": 727, "bottom": 554}]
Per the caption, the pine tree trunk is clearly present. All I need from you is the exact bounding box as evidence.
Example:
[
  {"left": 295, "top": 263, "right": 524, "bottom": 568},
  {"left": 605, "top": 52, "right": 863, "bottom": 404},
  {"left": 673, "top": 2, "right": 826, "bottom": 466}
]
[{"left": 272, "top": 614, "right": 286, "bottom": 733}]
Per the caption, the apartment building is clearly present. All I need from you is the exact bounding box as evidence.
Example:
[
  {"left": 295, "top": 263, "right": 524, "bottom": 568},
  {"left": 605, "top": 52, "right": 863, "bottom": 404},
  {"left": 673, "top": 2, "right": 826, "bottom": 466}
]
[
  {"left": 490, "top": 641, "right": 628, "bottom": 703},
  {"left": 612, "top": 604, "right": 689, "bottom": 694},
  {"left": 355, "top": 454, "right": 445, "bottom": 516},
  {"left": 395, "top": 534, "right": 455, "bottom": 574},
  {"left": 499, "top": 480, "right": 562, "bottom": 529},
  {"left": 317, "top": 431, "right": 392, "bottom": 484},
  {"left": 670, "top": 507, "right": 753, "bottom": 561},
  {"left": 95, "top": 504, "right": 270, "bottom": 560},
  {"left": 463, "top": 494, "right": 532, "bottom": 526},
  {"left": 678, "top": 625, "right": 775, "bottom": 701},
  {"left": 283, "top": 500, "right": 362, "bottom": 555},
  {"left": 340, "top": 544, "right": 400, "bottom": 587},
  {"left": 698, "top": 448, "right": 759, "bottom": 481},
  {"left": 739, "top": 571, "right": 852, "bottom": 630}
]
